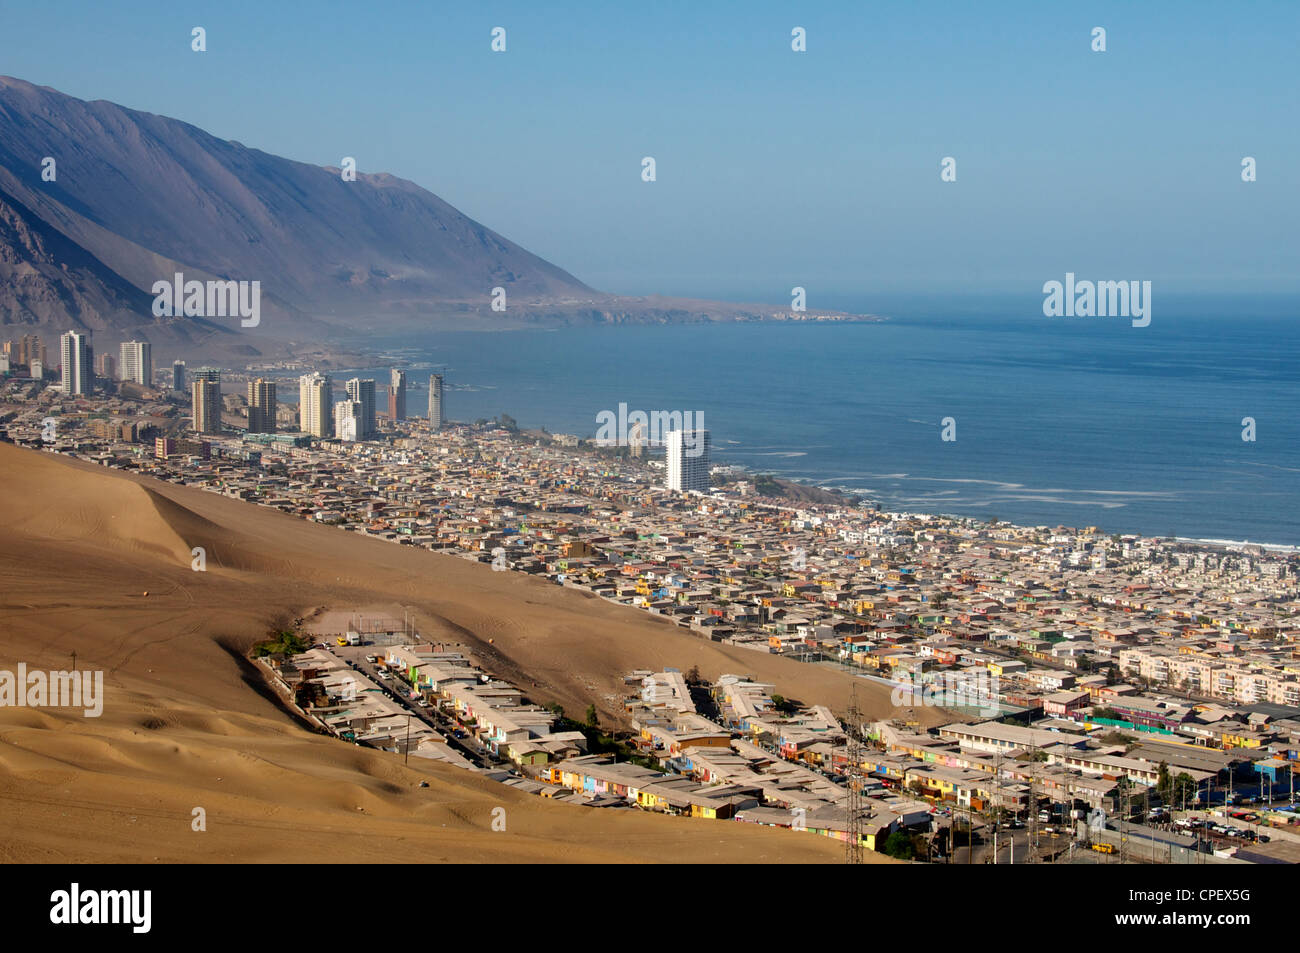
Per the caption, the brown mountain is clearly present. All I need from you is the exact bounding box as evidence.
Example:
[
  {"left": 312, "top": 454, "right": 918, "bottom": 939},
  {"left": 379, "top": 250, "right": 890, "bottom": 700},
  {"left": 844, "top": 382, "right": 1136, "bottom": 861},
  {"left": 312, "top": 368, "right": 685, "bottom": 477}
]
[{"left": 0, "top": 76, "right": 858, "bottom": 358}]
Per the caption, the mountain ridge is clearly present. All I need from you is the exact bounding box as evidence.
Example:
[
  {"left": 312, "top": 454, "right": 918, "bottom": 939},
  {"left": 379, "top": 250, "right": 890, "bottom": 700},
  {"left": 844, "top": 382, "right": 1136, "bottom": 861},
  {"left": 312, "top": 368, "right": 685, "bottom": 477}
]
[{"left": 0, "top": 76, "right": 867, "bottom": 360}]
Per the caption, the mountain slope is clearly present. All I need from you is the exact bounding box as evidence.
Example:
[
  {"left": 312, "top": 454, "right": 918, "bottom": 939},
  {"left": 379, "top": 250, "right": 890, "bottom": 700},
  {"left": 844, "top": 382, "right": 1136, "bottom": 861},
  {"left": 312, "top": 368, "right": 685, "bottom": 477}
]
[
  {"left": 0, "top": 76, "right": 859, "bottom": 350},
  {"left": 0, "top": 76, "right": 593, "bottom": 331},
  {"left": 0, "top": 182, "right": 150, "bottom": 330}
]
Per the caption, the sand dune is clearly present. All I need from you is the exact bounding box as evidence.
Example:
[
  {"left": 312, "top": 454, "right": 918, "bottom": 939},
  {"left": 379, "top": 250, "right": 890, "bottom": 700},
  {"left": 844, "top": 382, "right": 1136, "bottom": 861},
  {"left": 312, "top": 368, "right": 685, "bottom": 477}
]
[{"left": 0, "top": 444, "right": 921, "bottom": 863}]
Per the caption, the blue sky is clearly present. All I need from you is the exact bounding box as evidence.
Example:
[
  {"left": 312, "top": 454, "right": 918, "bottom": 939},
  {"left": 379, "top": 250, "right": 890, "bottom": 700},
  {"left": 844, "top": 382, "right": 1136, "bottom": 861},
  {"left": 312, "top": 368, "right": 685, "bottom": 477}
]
[{"left": 3, "top": 0, "right": 1297, "bottom": 304}]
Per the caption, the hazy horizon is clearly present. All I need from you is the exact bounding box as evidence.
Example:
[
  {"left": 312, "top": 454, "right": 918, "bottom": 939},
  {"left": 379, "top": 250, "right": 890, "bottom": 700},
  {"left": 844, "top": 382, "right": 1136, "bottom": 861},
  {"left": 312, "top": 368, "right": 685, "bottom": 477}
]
[{"left": 2, "top": 0, "right": 1296, "bottom": 303}]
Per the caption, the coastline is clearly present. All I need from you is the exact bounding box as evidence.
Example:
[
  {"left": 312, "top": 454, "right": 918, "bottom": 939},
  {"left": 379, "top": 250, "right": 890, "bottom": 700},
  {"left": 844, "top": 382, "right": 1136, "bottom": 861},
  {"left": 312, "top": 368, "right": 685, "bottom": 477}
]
[{"left": 526, "top": 427, "right": 1300, "bottom": 552}]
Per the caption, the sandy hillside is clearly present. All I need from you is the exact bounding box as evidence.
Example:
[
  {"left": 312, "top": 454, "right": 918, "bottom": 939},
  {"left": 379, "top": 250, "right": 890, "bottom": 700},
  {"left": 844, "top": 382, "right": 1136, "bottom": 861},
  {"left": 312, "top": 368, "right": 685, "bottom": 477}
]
[{"left": 0, "top": 443, "right": 929, "bottom": 863}]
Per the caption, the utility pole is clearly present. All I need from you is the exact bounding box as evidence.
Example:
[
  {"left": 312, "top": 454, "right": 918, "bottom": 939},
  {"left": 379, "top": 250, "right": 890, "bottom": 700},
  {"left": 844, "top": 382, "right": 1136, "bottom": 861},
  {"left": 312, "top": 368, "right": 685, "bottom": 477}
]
[
  {"left": 1117, "top": 776, "right": 1129, "bottom": 866},
  {"left": 845, "top": 687, "right": 863, "bottom": 864},
  {"left": 992, "top": 749, "right": 1004, "bottom": 864},
  {"left": 967, "top": 802, "right": 974, "bottom": 865},
  {"left": 70, "top": 650, "right": 77, "bottom": 673},
  {"left": 404, "top": 713, "right": 411, "bottom": 765},
  {"left": 1027, "top": 750, "right": 1038, "bottom": 865}
]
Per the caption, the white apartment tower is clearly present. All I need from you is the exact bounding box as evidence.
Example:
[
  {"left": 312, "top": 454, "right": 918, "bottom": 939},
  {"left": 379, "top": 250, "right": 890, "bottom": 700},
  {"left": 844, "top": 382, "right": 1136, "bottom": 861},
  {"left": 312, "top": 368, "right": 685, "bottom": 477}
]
[
  {"left": 119, "top": 340, "right": 152, "bottom": 387},
  {"left": 59, "top": 330, "right": 93, "bottom": 395},
  {"left": 665, "top": 429, "right": 711, "bottom": 494},
  {"left": 298, "top": 372, "right": 333, "bottom": 437},
  {"left": 333, "top": 400, "right": 361, "bottom": 442},
  {"left": 345, "top": 378, "right": 376, "bottom": 438}
]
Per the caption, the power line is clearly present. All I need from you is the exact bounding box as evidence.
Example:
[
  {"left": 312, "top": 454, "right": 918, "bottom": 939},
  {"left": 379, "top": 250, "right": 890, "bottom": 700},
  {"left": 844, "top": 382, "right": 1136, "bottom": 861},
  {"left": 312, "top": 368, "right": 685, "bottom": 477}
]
[{"left": 845, "top": 685, "right": 863, "bottom": 864}]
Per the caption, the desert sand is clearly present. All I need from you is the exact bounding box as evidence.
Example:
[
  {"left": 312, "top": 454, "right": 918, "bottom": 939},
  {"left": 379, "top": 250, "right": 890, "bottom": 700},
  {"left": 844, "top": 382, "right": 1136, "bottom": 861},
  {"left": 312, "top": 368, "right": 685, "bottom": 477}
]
[{"left": 0, "top": 443, "right": 934, "bottom": 863}]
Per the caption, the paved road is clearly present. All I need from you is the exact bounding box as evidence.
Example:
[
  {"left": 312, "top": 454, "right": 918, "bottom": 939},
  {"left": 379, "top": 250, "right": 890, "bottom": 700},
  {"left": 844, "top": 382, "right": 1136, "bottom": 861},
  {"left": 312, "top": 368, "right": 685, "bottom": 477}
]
[{"left": 319, "top": 643, "right": 512, "bottom": 772}]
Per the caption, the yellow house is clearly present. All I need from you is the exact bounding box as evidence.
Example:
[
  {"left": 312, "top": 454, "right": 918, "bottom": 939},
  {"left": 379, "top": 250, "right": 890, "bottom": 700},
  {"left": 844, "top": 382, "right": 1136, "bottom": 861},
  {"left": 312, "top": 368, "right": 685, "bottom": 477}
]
[
  {"left": 637, "top": 790, "right": 667, "bottom": 810},
  {"left": 1222, "top": 731, "right": 1262, "bottom": 750}
]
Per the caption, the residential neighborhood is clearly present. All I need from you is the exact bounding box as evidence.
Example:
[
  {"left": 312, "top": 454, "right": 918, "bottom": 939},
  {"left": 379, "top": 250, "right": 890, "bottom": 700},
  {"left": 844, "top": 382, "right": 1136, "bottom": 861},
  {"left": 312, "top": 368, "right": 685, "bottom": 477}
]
[{"left": 7, "top": 360, "right": 1300, "bottom": 863}]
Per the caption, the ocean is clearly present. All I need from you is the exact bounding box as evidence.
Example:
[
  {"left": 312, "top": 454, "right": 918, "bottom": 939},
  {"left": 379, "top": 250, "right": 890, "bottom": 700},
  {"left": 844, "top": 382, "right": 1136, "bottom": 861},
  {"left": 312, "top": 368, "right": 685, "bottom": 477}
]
[{"left": 345, "top": 293, "right": 1300, "bottom": 545}]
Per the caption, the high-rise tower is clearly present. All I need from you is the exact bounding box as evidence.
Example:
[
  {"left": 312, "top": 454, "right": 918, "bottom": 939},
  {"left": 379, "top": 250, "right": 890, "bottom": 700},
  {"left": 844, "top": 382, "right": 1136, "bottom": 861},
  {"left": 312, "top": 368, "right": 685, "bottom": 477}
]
[
  {"left": 191, "top": 368, "right": 222, "bottom": 434},
  {"left": 345, "top": 378, "right": 376, "bottom": 438},
  {"left": 428, "top": 374, "right": 444, "bottom": 430},
  {"left": 388, "top": 368, "right": 407, "bottom": 421},
  {"left": 665, "top": 429, "right": 711, "bottom": 493},
  {"left": 247, "top": 378, "right": 277, "bottom": 433},
  {"left": 299, "top": 372, "right": 333, "bottom": 437},
  {"left": 59, "top": 331, "right": 92, "bottom": 395}
]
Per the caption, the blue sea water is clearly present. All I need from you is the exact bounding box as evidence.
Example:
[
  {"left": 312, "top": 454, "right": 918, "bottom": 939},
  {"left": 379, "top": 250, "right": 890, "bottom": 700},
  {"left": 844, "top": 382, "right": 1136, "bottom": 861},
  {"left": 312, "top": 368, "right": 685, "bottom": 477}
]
[{"left": 349, "top": 294, "right": 1300, "bottom": 545}]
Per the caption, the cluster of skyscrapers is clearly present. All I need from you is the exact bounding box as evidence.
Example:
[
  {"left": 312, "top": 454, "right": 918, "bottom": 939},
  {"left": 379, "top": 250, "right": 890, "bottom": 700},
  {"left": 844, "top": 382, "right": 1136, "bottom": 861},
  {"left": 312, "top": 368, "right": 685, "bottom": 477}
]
[
  {"left": 27, "top": 331, "right": 712, "bottom": 497},
  {"left": 2, "top": 334, "right": 47, "bottom": 371},
  {"left": 22, "top": 332, "right": 183, "bottom": 397},
  {"left": 294, "top": 369, "right": 444, "bottom": 441},
  {"left": 23, "top": 331, "right": 449, "bottom": 443},
  {"left": 186, "top": 368, "right": 436, "bottom": 440}
]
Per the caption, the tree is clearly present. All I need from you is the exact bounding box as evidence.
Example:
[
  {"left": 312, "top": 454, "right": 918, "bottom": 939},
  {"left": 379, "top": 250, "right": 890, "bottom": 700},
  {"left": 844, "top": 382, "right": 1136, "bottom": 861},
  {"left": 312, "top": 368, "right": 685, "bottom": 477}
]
[
  {"left": 685, "top": 665, "right": 702, "bottom": 686},
  {"left": 880, "top": 830, "right": 916, "bottom": 860},
  {"left": 771, "top": 694, "right": 796, "bottom": 715},
  {"left": 1172, "top": 772, "right": 1197, "bottom": 810},
  {"left": 1156, "top": 762, "right": 1173, "bottom": 804},
  {"left": 584, "top": 703, "right": 599, "bottom": 728}
]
